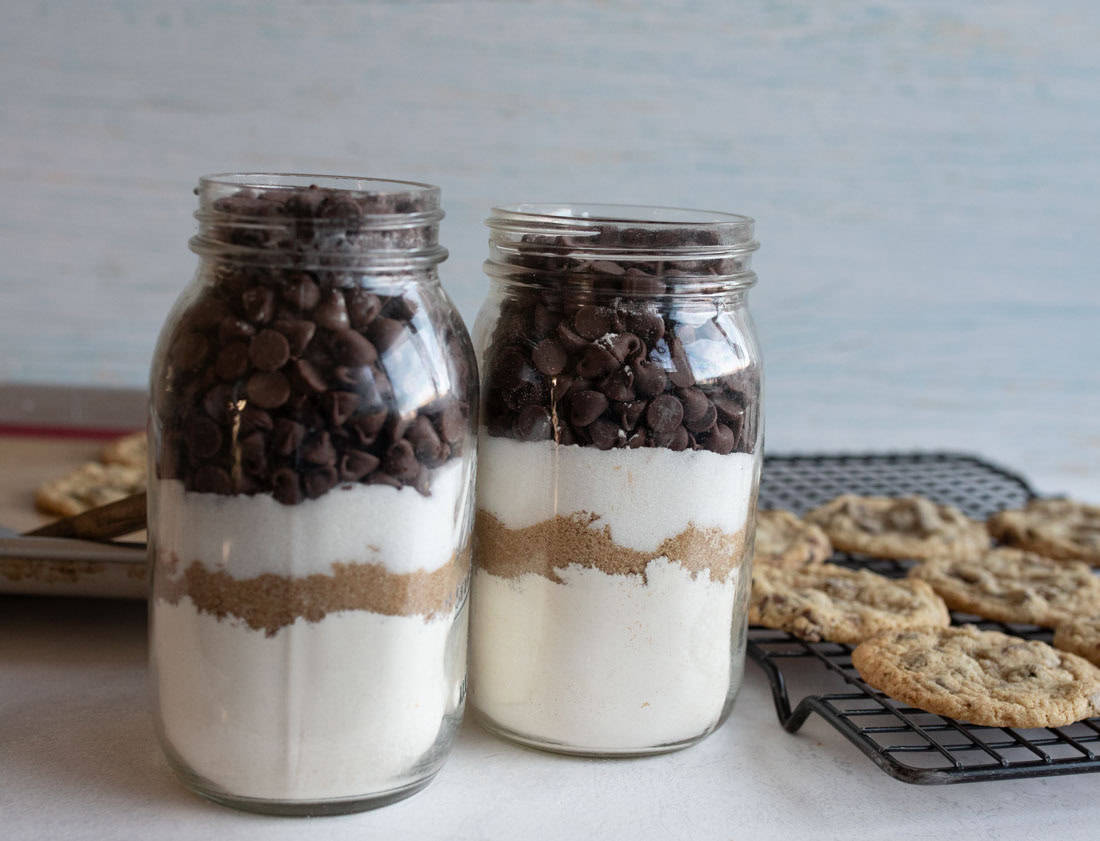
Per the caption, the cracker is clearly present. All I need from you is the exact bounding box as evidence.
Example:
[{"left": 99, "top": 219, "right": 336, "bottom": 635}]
[
  {"left": 35, "top": 461, "right": 146, "bottom": 517},
  {"left": 988, "top": 498, "right": 1100, "bottom": 565},
  {"left": 909, "top": 548, "right": 1100, "bottom": 628},
  {"left": 754, "top": 509, "right": 832, "bottom": 568},
  {"left": 1053, "top": 617, "right": 1100, "bottom": 668},
  {"left": 804, "top": 494, "right": 989, "bottom": 561},
  {"left": 100, "top": 430, "right": 148, "bottom": 468},
  {"left": 749, "top": 562, "right": 950, "bottom": 645},
  {"left": 852, "top": 625, "right": 1100, "bottom": 728}
]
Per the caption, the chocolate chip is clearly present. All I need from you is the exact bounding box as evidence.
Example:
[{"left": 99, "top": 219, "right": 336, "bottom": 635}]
[
  {"left": 532, "top": 338, "right": 568, "bottom": 376},
  {"left": 413, "top": 464, "right": 432, "bottom": 496},
  {"left": 272, "top": 319, "right": 316, "bottom": 357},
  {"left": 246, "top": 371, "right": 291, "bottom": 409},
  {"left": 172, "top": 332, "right": 209, "bottom": 371},
  {"left": 349, "top": 409, "right": 387, "bottom": 445},
  {"left": 600, "top": 367, "right": 635, "bottom": 402},
  {"left": 323, "top": 391, "right": 360, "bottom": 426},
  {"left": 701, "top": 423, "right": 736, "bottom": 454},
  {"left": 272, "top": 468, "right": 302, "bottom": 504},
  {"left": 339, "top": 450, "right": 379, "bottom": 481},
  {"left": 186, "top": 416, "right": 223, "bottom": 460},
  {"left": 193, "top": 465, "right": 233, "bottom": 495},
  {"left": 619, "top": 400, "right": 647, "bottom": 431},
  {"left": 646, "top": 394, "right": 683, "bottom": 433},
  {"left": 550, "top": 372, "right": 575, "bottom": 403},
  {"left": 576, "top": 344, "right": 618, "bottom": 379},
  {"left": 241, "top": 286, "right": 276, "bottom": 324},
  {"left": 303, "top": 431, "right": 337, "bottom": 466},
  {"left": 239, "top": 406, "right": 273, "bottom": 434},
  {"left": 290, "top": 358, "right": 328, "bottom": 392},
  {"left": 570, "top": 390, "right": 608, "bottom": 427},
  {"left": 331, "top": 330, "right": 378, "bottom": 366},
  {"left": 369, "top": 317, "right": 405, "bottom": 353},
  {"left": 314, "top": 288, "right": 350, "bottom": 331},
  {"left": 218, "top": 316, "right": 256, "bottom": 344},
  {"left": 248, "top": 329, "right": 290, "bottom": 372},
  {"left": 240, "top": 432, "right": 267, "bottom": 475},
  {"left": 214, "top": 342, "right": 251, "bottom": 381},
  {"left": 514, "top": 405, "right": 553, "bottom": 441},
  {"left": 304, "top": 466, "right": 338, "bottom": 499},
  {"left": 667, "top": 336, "right": 695, "bottom": 387},
  {"left": 588, "top": 418, "right": 620, "bottom": 450},
  {"left": 556, "top": 322, "right": 589, "bottom": 354},
  {"left": 282, "top": 274, "right": 320, "bottom": 311},
  {"left": 438, "top": 402, "right": 465, "bottom": 444},
  {"left": 406, "top": 415, "right": 444, "bottom": 462},
  {"left": 683, "top": 400, "right": 717, "bottom": 434},
  {"left": 273, "top": 418, "right": 306, "bottom": 456},
  {"left": 532, "top": 303, "right": 557, "bottom": 338},
  {"left": 383, "top": 439, "right": 420, "bottom": 482},
  {"left": 202, "top": 384, "right": 236, "bottom": 424},
  {"left": 574, "top": 305, "right": 614, "bottom": 340},
  {"left": 625, "top": 430, "right": 646, "bottom": 448},
  {"left": 188, "top": 298, "right": 229, "bottom": 329},
  {"left": 669, "top": 425, "right": 691, "bottom": 451},
  {"left": 604, "top": 332, "right": 644, "bottom": 363},
  {"left": 346, "top": 289, "right": 381, "bottom": 328},
  {"left": 632, "top": 359, "right": 668, "bottom": 397},
  {"left": 367, "top": 471, "right": 403, "bottom": 489}
]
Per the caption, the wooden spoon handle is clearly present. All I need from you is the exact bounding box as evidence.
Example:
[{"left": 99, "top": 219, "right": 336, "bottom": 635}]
[{"left": 25, "top": 492, "right": 147, "bottom": 540}]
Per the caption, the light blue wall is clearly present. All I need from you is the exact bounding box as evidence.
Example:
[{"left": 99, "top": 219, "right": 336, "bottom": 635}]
[{"left": 1, "top": 1, "right": 1097, "bottom": 495}]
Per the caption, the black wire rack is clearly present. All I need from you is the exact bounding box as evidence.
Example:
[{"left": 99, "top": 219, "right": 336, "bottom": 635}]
[{"left": 750, "top": 452, "right": 1100, "bottom": 785}]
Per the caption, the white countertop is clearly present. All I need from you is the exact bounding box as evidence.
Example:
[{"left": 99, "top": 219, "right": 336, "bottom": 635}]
[{"left": 2, "top": 594, "right": 1097, "bottom": 841}]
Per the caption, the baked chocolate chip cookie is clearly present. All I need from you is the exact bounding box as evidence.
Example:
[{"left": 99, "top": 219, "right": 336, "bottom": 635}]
[
  {"left": 805, "top": 495, "right": 990, "bottom": 561},
  {"left": 1053, "top": 617, "right": 1100, "bottom": 668},
  {"left": 852, "top": 625, "right": 1100, "bottom": 728},
  {"left": 988, "top": 498, "right": 1100, "bottom": 565},
  {"left": 754, "top": 509, "right": 832, "bottom": 568},
  {"left": 909, "top": 548, "right": 1100, "bottom": 628},
  {"left": 749, "top": 562, "right": 950, "bottom": 645}
]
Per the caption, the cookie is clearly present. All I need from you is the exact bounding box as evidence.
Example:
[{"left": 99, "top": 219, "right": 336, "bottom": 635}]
[
  {"left": 1053, "top": 617, "right": 1100, "bottom": 667},
  {"left": 988, "top": 498, "right": 1100, "bottom": 565},
  {"left": 754, "top": 509, "right": 832, "bottom": 568},
  {"left": 35, "top": 462, "right": 146, "bottom": 517},
  {"left": 909, "top": 548, "right": 1100, "bottom": 628},
  {"left": 749, "top": 562, "right": 950, "bottom": 644},
  {"left": 852, "top": 625, "right": 1100, "bottom": 728},
  {"left": 100, "top": 430, "right": 148, "bottom": 468},
  {"left": 805, "top": 495, "right": 990, "bottom": 562}
]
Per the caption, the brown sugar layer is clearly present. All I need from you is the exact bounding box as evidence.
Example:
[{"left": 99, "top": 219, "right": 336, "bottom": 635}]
[
  {"left": 156, "top": 548, "right": 470, "bottom": 636},
  {"left": 475, "top": 509, "right": 745, "bottom": 584}
]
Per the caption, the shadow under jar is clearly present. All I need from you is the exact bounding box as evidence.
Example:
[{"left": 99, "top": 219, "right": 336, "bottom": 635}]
[
  {"left": 148, "top": 174, "right": 477, "bottom": 815},
  {"left": 469, "top": 204, "right": 762, "bottom": 756}
]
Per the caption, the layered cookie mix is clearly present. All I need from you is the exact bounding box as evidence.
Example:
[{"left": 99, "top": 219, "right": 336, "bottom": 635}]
[
  {"left": 852, "top": 625, "right": 1100, "bottom": 728},
  {"left": 754, "top": 509, "right": 832, "bottom": 568},
  {"left": 909, "top": 548, "right": 1100, "bottom": 628},
  {"left": 988, "top": 498, "right": 1100, "bottom": 565},
  {"left": 749, "top": 562, "right": 949, "bottom": 644},
  {"left": 805, "top": 495, "right": 990, "bottom": 561},
  {"left": 149, "top": 179, "right": 475, "bottom": 802},
  {"left": 470, "top": 210, "right": 760, "bottom": 753}
]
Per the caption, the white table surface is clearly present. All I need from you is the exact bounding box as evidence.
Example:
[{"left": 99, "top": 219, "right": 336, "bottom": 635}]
[{"left": 2, "top": 592, "right": 1098, "bottom": 841}]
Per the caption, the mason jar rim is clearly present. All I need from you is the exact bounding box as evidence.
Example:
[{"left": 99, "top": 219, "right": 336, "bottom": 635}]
[
  {"left": 199, "top": 172, "right": 441, "bottom": 197},
  {"left": 490, "top": 202, "right": 753, "bottom": 227}
]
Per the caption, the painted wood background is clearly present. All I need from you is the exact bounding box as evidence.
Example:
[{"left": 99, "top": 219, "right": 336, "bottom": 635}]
[{"left": 0, "top": 0, "right": 1097, "bottom": 498}]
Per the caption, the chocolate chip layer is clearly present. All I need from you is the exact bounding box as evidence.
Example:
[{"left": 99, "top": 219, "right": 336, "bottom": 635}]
[
  {"left": 155, "top": 184, "right": 475, "bottom": 503},
  {"left": 481, "top": 230, "right": 758, "bottom": 454}
]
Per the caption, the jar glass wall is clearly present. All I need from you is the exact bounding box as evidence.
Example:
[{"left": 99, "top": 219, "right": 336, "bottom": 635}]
[
  {"left": 148, "top": 174, "right": 477, "bottom": 814},
  {"left": 469, "top": 204, "right": 762, "bottom": 756}
]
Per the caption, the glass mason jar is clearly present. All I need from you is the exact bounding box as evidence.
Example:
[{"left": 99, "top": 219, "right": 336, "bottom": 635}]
[
  {"left": 469, "top": 204, "right": 762, "bottom": 756},
  {"left": 148, "top": 174, "right": 477, "bottom": 814}
]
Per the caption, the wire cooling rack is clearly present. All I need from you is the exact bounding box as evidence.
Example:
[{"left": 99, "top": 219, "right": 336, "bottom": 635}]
[{"left": 750, "top": 452, "right": 1100, "bottom": 784}]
